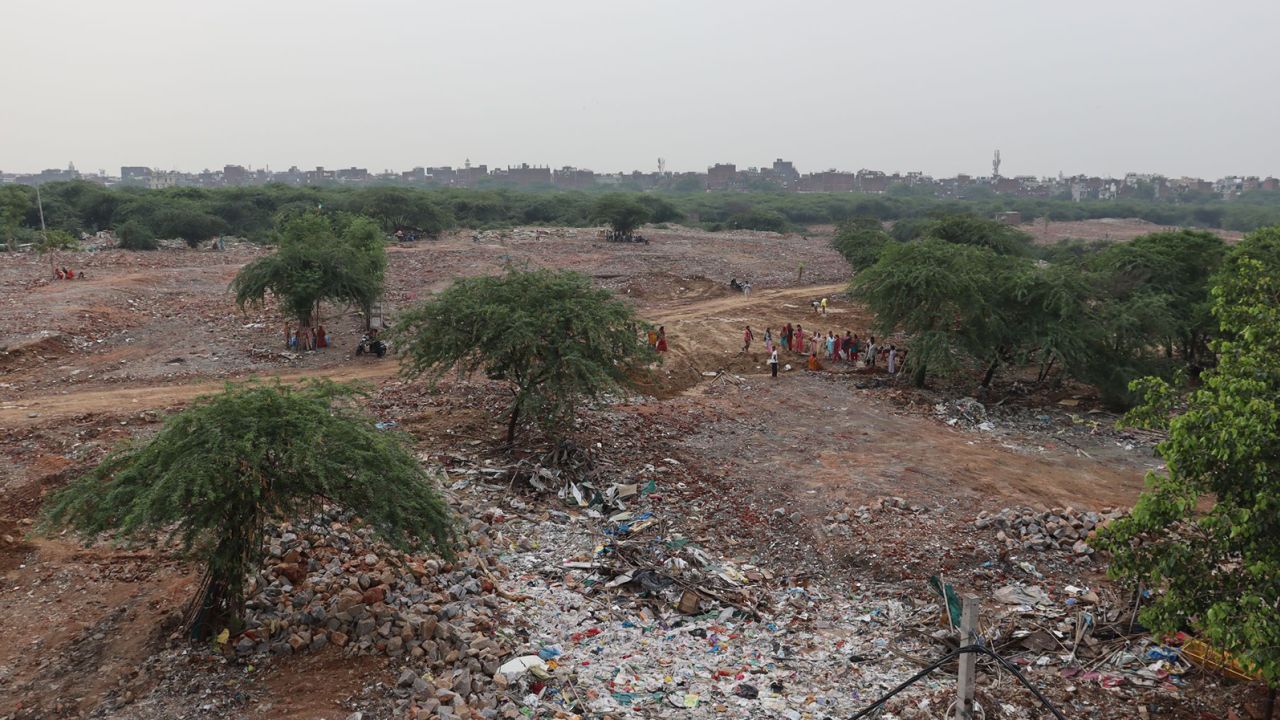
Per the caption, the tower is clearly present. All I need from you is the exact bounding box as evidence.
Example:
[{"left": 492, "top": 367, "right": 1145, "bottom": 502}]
[
  {"left": 992, "top": 150, "right": 1001, "bottom": 178},
  {"left": 658, "top": 157, "right": 666, "bottom": 174}
]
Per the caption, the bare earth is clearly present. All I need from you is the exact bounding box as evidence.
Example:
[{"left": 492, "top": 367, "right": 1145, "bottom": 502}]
[{"left": 1, "top": 224, "right": 1243, "bottom": 719}]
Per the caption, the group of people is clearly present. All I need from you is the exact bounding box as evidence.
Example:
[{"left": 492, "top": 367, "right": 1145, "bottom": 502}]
[
  {"left": 287, "top": 325, "right": 329, "bottom": 351},
  {"left": 745, "top": 323, "right": 901, "bottom": 379},
  {"left": 53, "top": 266, "right": 84, "bottom": 280},
  {"left": 645, "top": 325, "right": 669, "bottom": 353}
]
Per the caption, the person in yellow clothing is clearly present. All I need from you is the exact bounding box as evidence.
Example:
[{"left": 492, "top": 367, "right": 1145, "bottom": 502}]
[{"left": 820, "top": 297, "right": 828, "bottom": 315}]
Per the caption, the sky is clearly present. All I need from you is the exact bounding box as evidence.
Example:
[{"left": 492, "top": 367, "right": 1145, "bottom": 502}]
[{"left": 3, "top": 0, "right": 1278, "bottom": 179}]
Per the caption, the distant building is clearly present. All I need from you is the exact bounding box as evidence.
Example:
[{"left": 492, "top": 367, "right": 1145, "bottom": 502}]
[
  {"left": 120, "top": 166, "right": 152, "bottom": 185},
  {"left": 223, "top": 164, "right": 249, "bottom": 185},
  {"left": 305, "top": 166, "right": 336, "bottom": 184},
  {"left": 337, "top": 167, "right": 370, "bottom": 182},
  {"left": 707, "top": 163, "right": 737, "bottom": 190},
  {"left": 553, "top": 166, "right": 595, "bottom": 190},
  {"left": 148, "top": 171, "right": 179, "bottom": 189},
  {"left": 503, "top": 163, "right": 552, "bottom": 187},
  {"left": 798, "top": 170, "right": 855, "bottom": 193}
]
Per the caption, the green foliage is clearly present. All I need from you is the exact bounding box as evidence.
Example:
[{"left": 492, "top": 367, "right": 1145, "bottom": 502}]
[
  {"left": 924, "top": 214, "right": 1033, "bottom": 255},
  {"left": 591, "top": 194, "right": 651, "bottom": 236},
  {"left": 391, "top": 269, "right": 656, "bottom": 443},
  {"left": 342, "top": 187, "right": 452, "bottom": 236},
  {"left": 1096, "top": 233, "right": 1280, "bottom": 686},
  {"left": 232, "top": 214, "right": 386, "bottom": 328},
  {"left": 151, "top": 205, "right": 228, "bottom": 246},
  {"left": 41, "top": 380, "right": 454, "bottom": 634},
  {"left": 116, "top": 220, "right": 158, "bottom": 250},
  {"left": 36, "top": 229, "right": 79, "bottom": 254},
  {"left": 12, "top": 183, "right": 1280, "bottom": 241},
  {"left": 853, "top": 239, "right": 1024, "bottom": 386},
  {"left": 832, "top": 218, "right": 894, "bottom": 271},
  {"left": 726, "top": 208, "right": 788, "bottom": 233}
]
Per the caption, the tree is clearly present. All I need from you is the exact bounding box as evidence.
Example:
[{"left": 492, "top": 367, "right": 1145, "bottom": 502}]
[
  {"left": 41, "top": 380, "right": 454, "bottom": 636},
  {"left": 391, "top": 269, "right": 656, "bottom": 444},
  {"left": 1089, "top": 230, "right": 1226, "bottom": 372},
  {"left": 832, "top": 218, "right": 894, "bottom": 271},
  {"left": 1096, "top": 232, "right": 1280, "bottom": 710},
  {"left": 232, "top": 214, "right": 386, "bottom": 329},
  {"left": 924, "top": 214, "right": 1033, "bottom": 256},
  {"left": 116, "top": 220, "right": 158, "bottom": 250},
  {"left": 852, "top": 239, "right": 1023, "bottom": 387},
  {"left": 151, "top": 205, "right": 228, "bottom": 247},
  {"left": 591, "top": 194, "right": 651, "bottom": 237}
]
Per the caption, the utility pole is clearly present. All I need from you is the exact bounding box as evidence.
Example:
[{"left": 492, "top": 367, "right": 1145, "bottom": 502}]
[
  {"left": 35, "top": 184, "right": 53, "bottom": 275},
  {"left": 954, "top": 596, "right": 978, "bottom": 720}
]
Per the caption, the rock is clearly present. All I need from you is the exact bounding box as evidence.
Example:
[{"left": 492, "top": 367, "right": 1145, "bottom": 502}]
[
  {"left": 398, "top": 669, "right": 419, "bottom": 688},
  {"left": 363, "top": 553, "right": 379, "bottom": 567},
  {"left": 330, "top": 631, "right": 349, "bottom": 647},
  {"left": 336, "top": 588, "right": 363, "bottom": 612},
  {"left": 361, "top": 586, "right": 386, "bottom": 605}
]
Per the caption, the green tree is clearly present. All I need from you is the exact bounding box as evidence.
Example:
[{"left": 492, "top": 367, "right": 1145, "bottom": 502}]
[
  {"left": 391, "top": 269, "right": 656, "bottom": 444},
  {"left": 116, "top": 220, "right": 158, "bottom": 250},
  {"left": 924, "top": 214, "right": 1033, "bottom": 256},
  {"left": 1089, "top": 230, "right": 1226, "bottom": 370},
  {"left": 592, "top": 193, "right": 651, "bottom": 237},
  {"left": 42, "top": 380, "right": 454, "bottom": 636},
  {"left": 832, "top": 218, "right": 893, "bottom": 271},
  {"left": 852, "top": 239, "right": 1023, "bottom": 387},
  {"left": 152, "top": 205, "right": 228, "bottom": 247},
  {"left": 1096, "top": 232, "right": 1280, "bottom": 705},
  {"left": 232, "top": 214, "right": 386, "bottom": 330}
]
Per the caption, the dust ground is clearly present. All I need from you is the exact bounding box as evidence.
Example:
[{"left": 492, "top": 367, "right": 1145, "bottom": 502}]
[{"left": 0, "top": 224, "right": 1254, "bottom": 719}]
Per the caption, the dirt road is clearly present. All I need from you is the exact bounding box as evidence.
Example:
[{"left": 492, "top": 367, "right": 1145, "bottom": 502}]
[
  {"left": 0, "top": 364, "right": 396, "bottom": 426},
  {"left": 0, "top": 283, "right": 848, "bottom": 428}
]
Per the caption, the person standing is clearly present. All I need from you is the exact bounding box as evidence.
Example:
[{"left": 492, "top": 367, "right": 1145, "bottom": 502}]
[
  {"left": 769, "top": 347, "right": 779, "bottom": 378},
  {"left": 657, "top": 326, "right": 669, "bottom": 353},
  {"left": 742, "top": 325, "right": 754, "bottom": 354},
  {"left": 888, "top": 344, "right": 898, "bottom": 374},
  {"left": 865, "top": 337, "right": 878, "bottom": 368},
  {"left": 820, "top": 297, "right": 828, "bottom": 315},
  {"left": 781, "top": 324, "right": 791, "bottom": 352},
  {"left": 764, "top": 328, "right": 773, "bottom": 354}
]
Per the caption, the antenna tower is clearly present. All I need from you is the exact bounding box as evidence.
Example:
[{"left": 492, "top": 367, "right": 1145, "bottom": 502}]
[
  {"left": 992, "top": 149, "right": 1001, "bottom": 178},
  {"left": 658, "top": 157, "right": 666, "bottom": 174}
]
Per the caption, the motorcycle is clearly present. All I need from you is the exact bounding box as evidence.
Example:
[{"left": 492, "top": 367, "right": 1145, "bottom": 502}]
[{"left": 356, "top": 334, "right": 387, "bottom": 358}]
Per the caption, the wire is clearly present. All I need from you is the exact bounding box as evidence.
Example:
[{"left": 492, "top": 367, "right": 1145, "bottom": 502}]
[{"left": 848, "top": 644, "right": 1067, "bottom": 720}]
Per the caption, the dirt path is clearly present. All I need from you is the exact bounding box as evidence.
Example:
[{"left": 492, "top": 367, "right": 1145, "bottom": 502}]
[
  {"left": 0, "top": 363, "right": 396, "bottom": 426},
  {"left": 0, "top": 283, "right": 848, "bottom": 428}
]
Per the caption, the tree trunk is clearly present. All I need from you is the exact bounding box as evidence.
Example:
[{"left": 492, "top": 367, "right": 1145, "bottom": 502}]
[
  {"left": 1264, "top": 687, "right": 1276, "bottom": 720},
  {"left": 981, "top": 358, "right": 1000, "bottom": 388},
  {"left": 506, "top": 403, "right": 521, "bottom": 445},
  {"left": 1037, "top": 355, "right": 1056, "bottom": 384}
]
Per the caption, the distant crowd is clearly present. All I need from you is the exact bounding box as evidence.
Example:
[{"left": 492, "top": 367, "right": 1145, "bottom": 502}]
[{"left": 743, "top": 298, "right": 902, "bottom": 379}]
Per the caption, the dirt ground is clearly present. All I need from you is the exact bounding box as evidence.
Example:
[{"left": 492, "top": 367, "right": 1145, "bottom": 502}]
[
  {"left": 1016, "top": 217, "right": 1243, "bottom": 245},
  {"left": 0, "top": 224, "right": 1243, "bottom": 719}
]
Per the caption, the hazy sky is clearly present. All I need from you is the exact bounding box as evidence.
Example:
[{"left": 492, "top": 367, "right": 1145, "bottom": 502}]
[{"left": 4, "top": 0, "right": 1277, "bottom": 178}]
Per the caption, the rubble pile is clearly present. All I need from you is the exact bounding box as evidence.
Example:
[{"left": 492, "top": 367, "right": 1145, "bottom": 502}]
[
  {"left": 975, "top": 506, "right": 1124, "bottom": 556},
  {"left": 237, "top": 505, "right": 519, "bottom": 717}
]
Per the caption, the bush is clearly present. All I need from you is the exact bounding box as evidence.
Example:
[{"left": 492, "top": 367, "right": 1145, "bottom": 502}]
[
  {"left": 151, "top": 207, "right": 228, "bottom": 247},
  {"left": 117, "top": 220, "right": 158, "bottom": 250}
]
